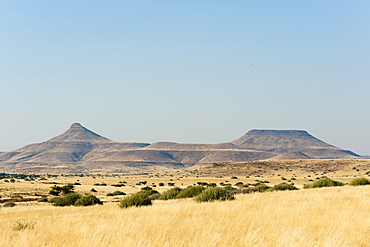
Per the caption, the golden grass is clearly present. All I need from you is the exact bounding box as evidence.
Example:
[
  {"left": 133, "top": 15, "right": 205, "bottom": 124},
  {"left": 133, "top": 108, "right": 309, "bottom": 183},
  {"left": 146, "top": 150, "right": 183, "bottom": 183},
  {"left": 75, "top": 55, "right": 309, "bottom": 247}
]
[{"left": 1, "top": 185, "right": 370, "bottom": 247}]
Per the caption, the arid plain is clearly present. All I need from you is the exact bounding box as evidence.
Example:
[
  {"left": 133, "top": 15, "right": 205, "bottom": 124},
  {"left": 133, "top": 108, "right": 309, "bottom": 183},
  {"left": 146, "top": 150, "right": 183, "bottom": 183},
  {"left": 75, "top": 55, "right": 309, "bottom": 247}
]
[{"left": 1, "top": 158, "right": 370, "bottom": 247}]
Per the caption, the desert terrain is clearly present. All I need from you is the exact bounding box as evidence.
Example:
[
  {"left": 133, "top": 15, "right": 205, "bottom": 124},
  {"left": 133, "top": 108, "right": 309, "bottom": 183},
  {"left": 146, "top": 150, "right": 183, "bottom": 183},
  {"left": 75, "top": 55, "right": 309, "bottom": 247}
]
[{"left": 1, "top": 158, "right": 370, "bottom": 246}]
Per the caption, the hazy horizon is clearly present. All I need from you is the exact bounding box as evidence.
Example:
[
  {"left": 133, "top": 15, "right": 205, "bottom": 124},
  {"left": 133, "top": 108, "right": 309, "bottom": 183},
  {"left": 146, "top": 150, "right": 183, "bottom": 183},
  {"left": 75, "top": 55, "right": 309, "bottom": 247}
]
[{"left": 1, "top": 1, "right": 369, "bottom": 155}]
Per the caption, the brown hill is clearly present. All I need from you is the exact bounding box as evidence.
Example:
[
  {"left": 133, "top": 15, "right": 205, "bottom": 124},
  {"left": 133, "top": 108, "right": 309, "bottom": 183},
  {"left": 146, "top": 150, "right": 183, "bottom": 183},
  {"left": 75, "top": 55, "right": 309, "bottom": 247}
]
[
  {"left": 230, "top": 129, "right": 359, "bottom": 159},
  {"left": 269, "top": 151, "right": 312, "bottom": 160}
]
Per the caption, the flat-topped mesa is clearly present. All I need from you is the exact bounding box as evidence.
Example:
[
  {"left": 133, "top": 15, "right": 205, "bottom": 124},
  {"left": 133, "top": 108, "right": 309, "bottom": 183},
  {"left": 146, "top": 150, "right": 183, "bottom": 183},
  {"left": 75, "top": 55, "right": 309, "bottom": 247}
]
[
  {"left": 47, "top": 123, "right": 111, "bottom": 142},
  {"left": 229, "top": 129, "right": 360, "bottom": 158},
  {"left": 230, "top": 129, "right": 330, "bottom": 149}
]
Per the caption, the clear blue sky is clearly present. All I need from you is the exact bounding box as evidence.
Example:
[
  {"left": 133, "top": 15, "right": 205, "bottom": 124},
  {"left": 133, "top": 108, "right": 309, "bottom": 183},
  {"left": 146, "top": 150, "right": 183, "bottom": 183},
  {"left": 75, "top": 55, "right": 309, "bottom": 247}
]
[{"left": 1, "top": 1, "right": 369, "bottom": 155}]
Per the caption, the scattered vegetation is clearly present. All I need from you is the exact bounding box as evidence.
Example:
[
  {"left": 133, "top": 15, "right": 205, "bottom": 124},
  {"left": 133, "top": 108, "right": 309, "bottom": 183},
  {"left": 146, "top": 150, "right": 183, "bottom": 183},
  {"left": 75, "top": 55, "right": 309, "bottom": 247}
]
[
  {"left": 304, "top": 178, "right": 344, "bottom": 189},
  {"left": 119, "top": 193, "right": 152, "bottom": 208},
  {"left": 3, "top": 201, "right": 16, "bottom": 207},
  {"left": 176, "top": 186, "right": 205, "bottom": 199},
  {"left": 107, "top": 191, "right": 126, "bottom": 196},
  {"left": 269, "top": 183, "right": 298, "bottom": 191},
  {"left": 52, "top": 193, "right": 81, "bottom": 207},
  {"left": 49, "top": 184, "right": 75, "bottom": 196},
  {"left": 349, "top": 177, "right": 370, "bottom": 186},
  {"left": 75, "top": 195, "right": 103, "bottom": 206},
  {"left": 195, "top": 187, "right": 234, "bottom": 202},
  {"left": 159, "top": 187, "right": 183, "bottom": 200}
]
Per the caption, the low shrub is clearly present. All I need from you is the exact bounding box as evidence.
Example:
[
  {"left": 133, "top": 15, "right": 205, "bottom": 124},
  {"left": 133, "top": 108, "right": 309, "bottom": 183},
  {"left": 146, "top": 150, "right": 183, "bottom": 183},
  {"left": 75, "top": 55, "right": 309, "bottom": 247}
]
[
  {"left": 75, "top": 195, "right": 103, "bottom": 206},
  {"left": 119, "top": 193, "right": 152, "bottom": 208},
  {"left": 195, "top": 187, "right": 234, "bottom": 202},
  {"left": 52, "top": 193, "right": 81, "bottom": 207},
  {"left": 49, "top": 184, "right": 74, "bottom": 196},
  {"left": 269, "top": 183, "right": 298, "bottom": 191},
  {"left": 139, "top": 187, "right": 159, "bottom": 196},
  {"left": 254, "top": 183, "right": 271, "bottom": 191},
  {"left": 304, "top": 178, "right": 344, "bottom": 189},
  {"left": 349, "top": 177, "right": 370, "bottom": 186},
  {"left": 3, "top": 202, "right": 16, "bottom": 207},
  {"left": 158, "top": 187, "right": 182, "bottom": 200},
  {"left": 107, "top": 191, "right": 126, "bottom": 196},
  {"left": 176, "top": 186, "right": 205, "bottom": 199}
]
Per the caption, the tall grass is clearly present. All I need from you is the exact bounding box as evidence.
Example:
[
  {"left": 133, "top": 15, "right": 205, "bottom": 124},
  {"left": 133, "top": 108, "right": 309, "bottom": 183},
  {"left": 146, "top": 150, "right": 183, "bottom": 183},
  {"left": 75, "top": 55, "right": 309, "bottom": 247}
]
[{"left": 1, "top": 186, "right": 370, "bottom": 246}]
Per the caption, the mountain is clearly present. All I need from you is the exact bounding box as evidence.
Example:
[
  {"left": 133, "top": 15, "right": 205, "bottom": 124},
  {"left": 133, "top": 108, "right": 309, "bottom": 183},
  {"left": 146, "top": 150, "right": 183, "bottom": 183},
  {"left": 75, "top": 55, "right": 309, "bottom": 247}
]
[
  {"left": 0, "top": 125, "right": 360, "bottom": 174},
  {"left": 230, "top": 129, "right": 359, "bottom": 159}
]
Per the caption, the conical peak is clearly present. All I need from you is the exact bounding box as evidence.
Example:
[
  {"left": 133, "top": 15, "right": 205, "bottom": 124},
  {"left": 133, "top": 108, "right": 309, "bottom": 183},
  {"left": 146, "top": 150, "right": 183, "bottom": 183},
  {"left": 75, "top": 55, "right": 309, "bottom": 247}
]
[
  {"left": 48, "top": 123, "right": 111, "bottom": 142},
  {"left": 70, "top": 123, "right": 83, "bottom": 128}
]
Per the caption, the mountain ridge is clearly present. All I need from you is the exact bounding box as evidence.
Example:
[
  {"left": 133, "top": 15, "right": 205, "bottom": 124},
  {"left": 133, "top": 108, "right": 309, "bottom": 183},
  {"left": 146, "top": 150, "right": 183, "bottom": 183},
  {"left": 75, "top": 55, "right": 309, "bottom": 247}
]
[{"left": 0, "top": 123, "right": 360, "bottom": 174}]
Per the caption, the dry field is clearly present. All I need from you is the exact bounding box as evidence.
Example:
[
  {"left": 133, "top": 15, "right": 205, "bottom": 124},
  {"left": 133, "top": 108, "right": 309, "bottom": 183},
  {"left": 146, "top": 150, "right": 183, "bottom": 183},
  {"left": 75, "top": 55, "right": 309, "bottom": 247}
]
[
  {"left": 1, "top": 185, "right": 370, "bottom": 247},
  {"left": 1, "top": 159, "right": 370, "bottom": 246}
]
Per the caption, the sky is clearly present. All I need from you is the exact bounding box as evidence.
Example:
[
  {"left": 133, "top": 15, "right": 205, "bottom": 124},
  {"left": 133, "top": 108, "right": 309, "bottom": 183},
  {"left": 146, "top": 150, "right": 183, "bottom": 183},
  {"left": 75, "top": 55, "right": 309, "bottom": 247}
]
[{"left": 0, "top": 1, "right": 369, "bottom": 155}]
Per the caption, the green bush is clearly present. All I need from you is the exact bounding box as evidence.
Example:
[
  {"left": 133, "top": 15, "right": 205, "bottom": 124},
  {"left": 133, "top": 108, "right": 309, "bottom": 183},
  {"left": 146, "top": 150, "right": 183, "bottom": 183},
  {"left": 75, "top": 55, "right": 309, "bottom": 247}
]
[
  {"left": 158, "top": 187, "right": 182, "bottom": 200},
  {"left": 119, "top": 193, "right": 152, "bottom": 208},
  {"left": 158, "top": 182, "right": 164, "bottom": 186},
  {"left": 176, "top": 186, "right": 205, "bottom": 199},
  {"left": 195, "top": 187, "right": 234, "bottom": 202},
  {"left": 3, "top": 201, "right": 16, "bottom": 207},
  {"left": 269, "top": 183, "right": 298, "bottom": 191},
  {"left": 75, "top": 195, "right": 103, "bottom": 206},
  {"left": 139, "top": 187, "right": 159, "bottom": 197},
  {"left": 349, "top": 177, "right": 370, "bottom": 186},
  {"left": 304, "top": 178, "right": 344, "bottom": 189},
  {"left": 254, "top": 183, "right": 271, "bottom": 191},
  {"left": 49, "top": 184, "right": 74, "bottom": 196},
  {"left": 52, "top": 193, "right": 81, "bottom": 207}
]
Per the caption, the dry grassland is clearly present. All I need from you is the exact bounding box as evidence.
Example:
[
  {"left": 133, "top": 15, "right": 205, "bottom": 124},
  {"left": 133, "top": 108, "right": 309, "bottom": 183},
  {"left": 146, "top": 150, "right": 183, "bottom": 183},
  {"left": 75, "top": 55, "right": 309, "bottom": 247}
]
[
  {"left": 1, "top": 159, "right": 370, "bottom": 246},
  {"left": 1, "top": 185, "right": 370, "bottom": 247}
]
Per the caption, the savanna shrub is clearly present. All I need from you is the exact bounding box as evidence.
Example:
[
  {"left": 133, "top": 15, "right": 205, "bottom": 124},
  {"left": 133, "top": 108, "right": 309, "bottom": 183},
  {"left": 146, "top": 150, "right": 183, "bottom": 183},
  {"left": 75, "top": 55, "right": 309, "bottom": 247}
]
[
  {"left": 3, "top": 201, "right": 16, "bottom": 207},
  {"left": 304, "top": 178, "right": 344, "bottom": 189},
  {"left": 49, "top": 184, "right": 74, "bottom": 196},
  {"left": 75, "top": 195, "right": 103, "bottom": 206},
  {"left": 52, "top": 193, "right": 81, "bottom": 207},
  {"left": 195, "top": 187, "right": 234, "bottom": 202},
  {"left": 269, "top": 183, "right": 298, "bottom": 191},
  {"left": 119, "top": 193, "right": 152, "bottom": 208},
  {"left": 107, "top": 191, "right": 126, "bottom": 196},
  {"left": 176, "top": 186, "right": 205, "bottom": 199},
  {"left": 349, "top": 177, "right": 370, "bottom": 186},
  {"left": 158, "top": 187, "right": 182, "bottom": 200},
  {"left": 254, "top": 183, "right": 271, "bottom": 191}
]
